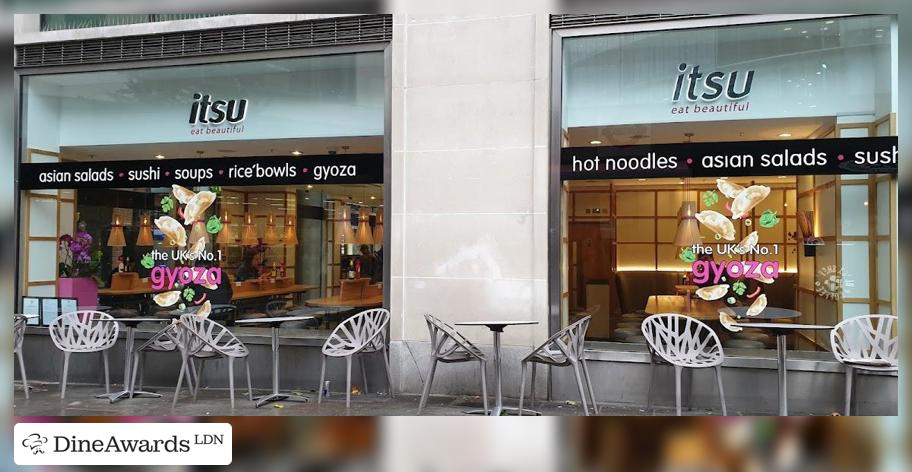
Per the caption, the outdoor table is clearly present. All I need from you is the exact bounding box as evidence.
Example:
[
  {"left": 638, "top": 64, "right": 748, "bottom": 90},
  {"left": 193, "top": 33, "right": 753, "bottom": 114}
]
[
  {"left": 234, "top": 315, "right": 315, "bottom": 407},
  {"left": 732, "top": 320, "right": 832, "bottom": 415},
  {"left": 95, "top": 317, "right": 167, "bottom": 403},
  {"left": 455, "top": 320, "right": 539, "bottom": 416}
]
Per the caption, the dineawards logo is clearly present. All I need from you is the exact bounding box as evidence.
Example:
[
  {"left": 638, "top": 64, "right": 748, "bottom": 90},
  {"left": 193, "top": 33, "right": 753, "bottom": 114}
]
[{"left": 14, "top": 423, "right": 232, "bottom": 465}]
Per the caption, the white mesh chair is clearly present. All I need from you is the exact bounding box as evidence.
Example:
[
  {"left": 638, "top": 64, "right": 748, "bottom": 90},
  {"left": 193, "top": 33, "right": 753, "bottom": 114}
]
[
  {"left": 14, "top": 315, "right": 29, "bottom": 398},
  {"left": 48, "top": 311, "right": 119, "bottom": 399},
  {"left": 172, "top": 314, "right": 253, "bottom": 408},
  {"left": 518, "top": 316, "right": 597, "bottom": 416},
  {"left": 318, "top": 308, "right": 393, "bottom": 408},
  {"left": 641, "top": 314, "right": 727, "bottom": 416},
  {"left": 417, "top": 314, "right": 488, "bottom": 415},
  {"left": 129, "top": 322, "right": 194, "bottom": 397},
  {"left": 830, "top": 315, "right": 898, "bottom": 416}
]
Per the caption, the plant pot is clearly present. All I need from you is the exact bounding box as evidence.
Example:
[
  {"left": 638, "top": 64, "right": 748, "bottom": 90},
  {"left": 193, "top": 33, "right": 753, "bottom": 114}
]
[
  {"left": 57, "top": 277, "right": 99, "bottom": 309},
  {"left": 803, "top": 243, "right": 817, "bottom": 257}
]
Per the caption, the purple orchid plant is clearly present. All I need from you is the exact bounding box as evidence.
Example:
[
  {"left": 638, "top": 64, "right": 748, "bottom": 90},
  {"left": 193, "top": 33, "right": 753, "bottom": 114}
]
[{"left": 59, "top": 230, "right": 102, "bottom": 278}]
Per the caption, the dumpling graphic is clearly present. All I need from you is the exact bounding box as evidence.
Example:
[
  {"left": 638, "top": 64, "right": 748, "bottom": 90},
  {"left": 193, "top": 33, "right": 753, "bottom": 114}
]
[
  {"left": 746, "top": 294, "right": 767, "bottom": 317},
  {"left": 736, "top": 231, "right": 759, "bottom": 255},
  {"left": 695, "top": 284, "right": 729, "bottom": 301},
  {"left": 172, "top": 184, "right": 197, "bottom": 205},
  {"left": 719, "top": 308, "right": 742, "bottom": 332},
  {"left": 187, "top": 222, "right": 209, "bottom": 252},
  {"left": 183, "top": 191, "right": 216, "bottom": 225},
  {"left": 201, "top": 281, "right": 218, "bottom": 290},
  {"left": 716, "top": 178, "right": 745, "bottom": 199},
  {"left": 730, "top": 185, "right": 771, "bottom": 220},
  {"left": 153, "top": 290, "right": 181, "bottom": 307},
  {"left": 194, "top": 301, "right": 212, "bottom": 318},
  {"left": 754, "top": 273, "right": 775, "bottom": 284},
  {"left": 155, "top": 216, "right": 187, "bottom": 247},
  {"left": 188, "top": 236, "right": 206, "bottom": 260},
  {"left": 695, "top": 210, "right": 736, "bottom": 241}
]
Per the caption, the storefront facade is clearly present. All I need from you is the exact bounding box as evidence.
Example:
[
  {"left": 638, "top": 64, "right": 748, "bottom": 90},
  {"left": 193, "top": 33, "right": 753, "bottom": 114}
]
[{"left": 13, "top": 13, "right": 898, "bottom": 415}]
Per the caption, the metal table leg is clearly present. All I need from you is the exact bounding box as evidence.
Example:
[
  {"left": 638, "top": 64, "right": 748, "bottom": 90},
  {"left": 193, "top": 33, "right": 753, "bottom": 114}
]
[
  {"left": 465, "top": 329, "right": 539, "bottom": 416},
  {"left": 776, "top": 333, "right": 788, "bottom": 416},
  {"left": 97, "top": 326, "right": 161, "bottom": 403},
  {"left": 253, "top": 326, "right": 310, "bottom": 407}
]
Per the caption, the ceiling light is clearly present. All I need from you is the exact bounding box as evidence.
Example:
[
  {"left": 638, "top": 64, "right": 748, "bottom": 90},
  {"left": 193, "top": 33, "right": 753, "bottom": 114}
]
[
  {"left": 821, "top": 63, "right": 827, "bottom": 69},
  {"left": 358, "top": 201, "right": 363, "bottom": 204},
  {"left": 801, "top": 30, "right": 807, "bottom": 34},
  {"left": 784, "top": 27, "right": 792, "bottom": 31},
  {"left": 778, "top": 176, "right": 787, "bottom": 179},
  {"left": 825, "top": 20, "right": 835, "bottom": 24},
  {"left": 637, "top": 178, "right": 647, "bottom": 182},
  {"left": 779, "top": 133, "right": 792, "bottom": 138},
  {"left": 155, "top": 154, "right": 165, "bottom": 159},
  {"left": 875, "top": 28, "right": 884, "bottom": 32},
  {"left": 370, "top": 195, "right": 376, "bottom": 200},
  {"left": 816, "top": 71, "right": 822, "bottom": 75},
  {"left": 291, "top": 150, "right": 302, "bottom": 156},
  {"left": 589, "top": 140, "right": 602, "bottom": 145},
  {"left": 306, "top": 185, "right": 314, "bottom": 189}
]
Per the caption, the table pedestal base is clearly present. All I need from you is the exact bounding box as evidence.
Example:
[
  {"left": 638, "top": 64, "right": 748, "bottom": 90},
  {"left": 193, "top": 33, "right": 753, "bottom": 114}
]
[
  {"left": 253, "top": 392, "right": 310, "bottom": 408},
  {"left": 97, "top": 390, "right": 161, "bottom": 403},
  {"left": 464, "top": 407, "right": 542, "bottom": 416}
]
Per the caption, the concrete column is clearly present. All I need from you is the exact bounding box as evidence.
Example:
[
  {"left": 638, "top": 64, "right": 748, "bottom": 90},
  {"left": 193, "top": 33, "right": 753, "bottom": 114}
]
[{"left": 388, "top": 14, "right": 551, "bottom": 396}]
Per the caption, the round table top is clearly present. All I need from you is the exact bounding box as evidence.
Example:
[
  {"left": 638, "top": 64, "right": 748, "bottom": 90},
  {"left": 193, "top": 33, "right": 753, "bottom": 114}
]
[
  {"left": 735, "top": 322, "right": 833, "bottom": 331},
  {"left": 106, "top": 317, "right": 168, "bottom": 325},
  {"left": 728, "top": 306, "right": 800, "bottom": 320},
  {"left": 156, "top": 304, "right": 234, "bottom": 317},
  {"left": 235, "top": 315, "right": 315, "bottom": 325},
  {"left": 455, "top": 321, "right": 539, "bottom": 328}
]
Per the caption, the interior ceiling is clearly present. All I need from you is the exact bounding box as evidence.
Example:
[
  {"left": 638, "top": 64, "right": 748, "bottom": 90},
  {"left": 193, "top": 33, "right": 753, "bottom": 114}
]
[
  {"left": 60, "top": 135, "right": 384, "bottom": 162},
  {"left": 566, "top": 116, "right": 835, "bottom": 147}
]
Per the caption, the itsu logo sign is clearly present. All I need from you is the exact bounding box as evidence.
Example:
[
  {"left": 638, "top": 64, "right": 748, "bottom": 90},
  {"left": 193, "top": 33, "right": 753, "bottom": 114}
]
[
  {"left": 189, "top": 92, "right": 248, "bottom": 136},
  {"left": 670, "top": 63, "right": 755, "bottom": 116}
]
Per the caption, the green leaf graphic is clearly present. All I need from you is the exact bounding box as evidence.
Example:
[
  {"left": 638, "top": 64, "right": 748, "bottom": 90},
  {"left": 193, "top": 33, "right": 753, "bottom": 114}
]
[
  {"left": 732, "top": 281, "right": 747, "bottom": 296},
  {"left": 702, "top": 190, "right": 720, "bottom": 207},
  {"left": 160, "top": 195, "right": 174, "bottom": 213},
  {"left": 140, "top": 253, "right": 155, "bottom": 269},
  {"left": 182, "top": 287, "right": 196, "bottom": 302},
  {"left": 679, "top": 247, "right": 697, "bottom": 263},
  {"left": 759, "top": 209, "right": 781, "bottom": 228},
  {"left": 206, "top": 215, "right": 223, "bottom": 234}
]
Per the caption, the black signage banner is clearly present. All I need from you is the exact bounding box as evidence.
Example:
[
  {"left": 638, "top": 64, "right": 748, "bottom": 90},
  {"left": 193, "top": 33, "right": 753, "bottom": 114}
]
[
  {"left": 561, "top": 136, "right": 897, "bottom": 180},
  {"left": 18, "top": 153, "right": 384, "bottom": 190}
]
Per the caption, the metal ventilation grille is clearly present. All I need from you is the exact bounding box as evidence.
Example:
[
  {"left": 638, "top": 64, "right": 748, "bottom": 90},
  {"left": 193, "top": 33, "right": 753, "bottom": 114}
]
[
  {"left": 550, "top": 14, "right": 719, "bottom": 29},
  {"left": 16, "top": 14, "right": 392, "bottom": 68}
]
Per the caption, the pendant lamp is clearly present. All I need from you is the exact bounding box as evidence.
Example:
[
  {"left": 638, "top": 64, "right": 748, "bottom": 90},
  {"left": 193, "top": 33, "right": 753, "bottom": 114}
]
[
  {"left": 355, "top": 206, "right": 374, "bottom": 245},
  {"left": 372, "top": 207, "right": 383, "bottom": 246},
  {"left": 240, "top": 212, "right": 259, "bottom": 246},
  {"left": 264, "top": 212, "right": 280, "bottom": 245},
  {"left": 135, "top": 213, "right": 154, "bottom": 246},
  {"left": 215, "top": 208, "right": 234, "bottom": 246},
  {"left": 283, "top": 214, "right": 298, "bottom": 245},
  {"left": 336, "top": 203, "right": 355, "bottom": 245},
  {"left": 107, "top": 214, "right": 126, "bottom": 247},
  {"left": 673, "top": 201, "right": 702, "bottom": 247}
]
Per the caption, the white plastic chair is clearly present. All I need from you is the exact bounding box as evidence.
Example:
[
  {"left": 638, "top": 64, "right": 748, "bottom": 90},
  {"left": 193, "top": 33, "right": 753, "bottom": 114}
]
[
  {"left": 173, "top": 314, "right": 253, "bottom": 408},
  {"left": 641, "top": 314, "right": 727, "bottom": 416},
  {"left": 48, "top": 311, "right": 119, "bottom": 399},
  {"left": 417, "top": 314, "right": 488, "bottom": 415},
  {"left": 14, "top": 315, "right": 30, "bottom": 398},
  {"left": 129, "top": 321, "right": 194, "bottom": 397},
  {"left": 318, "top": 308, "right": 393, "bottom": 408},
  {"left": 830, "top": 315, "right": 898, "bottom": 416},
  {"left": 519, "top": 316, "right": 597, "bottom": 416}
]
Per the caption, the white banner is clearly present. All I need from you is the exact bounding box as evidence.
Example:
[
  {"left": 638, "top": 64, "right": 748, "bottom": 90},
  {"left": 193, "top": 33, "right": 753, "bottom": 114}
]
[{"left": 14, "top": 422, "right": 232, "bottom": 465}]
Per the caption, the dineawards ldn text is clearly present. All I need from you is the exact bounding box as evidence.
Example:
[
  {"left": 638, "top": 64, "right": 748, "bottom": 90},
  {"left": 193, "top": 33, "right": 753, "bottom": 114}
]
[{"left": 54, "top": 435, "right": 191, "bottom": 453}]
